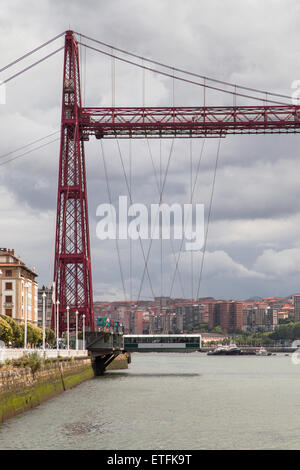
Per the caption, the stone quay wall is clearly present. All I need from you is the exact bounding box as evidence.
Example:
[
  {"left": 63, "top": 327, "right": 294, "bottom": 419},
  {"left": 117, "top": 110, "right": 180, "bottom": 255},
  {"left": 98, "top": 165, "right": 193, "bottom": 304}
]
[{"left": 0, "top": 358, "right": 93, "bottom": 423}]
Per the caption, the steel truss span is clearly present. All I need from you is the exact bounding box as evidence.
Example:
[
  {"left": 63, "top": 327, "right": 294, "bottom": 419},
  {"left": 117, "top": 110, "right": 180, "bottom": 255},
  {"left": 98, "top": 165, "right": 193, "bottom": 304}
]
[
  {"left": 52, "top": 30, "right": 300, "bottom": 333},
  {"left": 80, "top": 106, "right": 300, "bottom": 139}
]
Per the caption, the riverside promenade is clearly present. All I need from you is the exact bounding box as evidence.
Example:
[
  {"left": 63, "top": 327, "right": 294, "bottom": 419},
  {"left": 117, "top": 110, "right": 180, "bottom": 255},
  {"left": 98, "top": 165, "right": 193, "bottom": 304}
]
[{"left": 0, "top": 348, "right": 88, "bottom": 363}]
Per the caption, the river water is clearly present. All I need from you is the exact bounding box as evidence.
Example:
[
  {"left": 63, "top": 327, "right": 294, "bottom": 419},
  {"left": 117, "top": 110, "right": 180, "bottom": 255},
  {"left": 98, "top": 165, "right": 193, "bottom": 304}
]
[{"left": 1, "top": 352, "right": 300, "bottom": 450}]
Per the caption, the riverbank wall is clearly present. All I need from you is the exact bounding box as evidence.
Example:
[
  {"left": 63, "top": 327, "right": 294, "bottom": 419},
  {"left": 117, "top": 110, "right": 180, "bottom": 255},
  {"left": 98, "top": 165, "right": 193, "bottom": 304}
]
[{"left": 0, "top": 357, "right": 93, "bottom": 423}]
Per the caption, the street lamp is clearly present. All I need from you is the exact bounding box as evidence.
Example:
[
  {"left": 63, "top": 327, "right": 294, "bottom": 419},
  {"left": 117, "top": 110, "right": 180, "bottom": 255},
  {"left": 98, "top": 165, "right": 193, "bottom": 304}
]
[
  {"left": 53, "top": 299, "right": 56, "bottom": 339},
  {"left": 0, "top": 270, "right": 2, "bottom": 345},
  {"left": 42, "top": 291, "right": 46, "bottom": 351},
  {"left": 66, "top": 306, "right": 70, "bottom": 351},
  {"left": 24, "top": 282, "right": 30, "bottom": 349},
  {"left": 56, "top": 300, "right": 60, "bottom": 351},
  {"left": 82, "top": 314, "right": 86, "bottom": 350},
  {"left": 75, "top": 310, "right": 79, "bottom": 351}
]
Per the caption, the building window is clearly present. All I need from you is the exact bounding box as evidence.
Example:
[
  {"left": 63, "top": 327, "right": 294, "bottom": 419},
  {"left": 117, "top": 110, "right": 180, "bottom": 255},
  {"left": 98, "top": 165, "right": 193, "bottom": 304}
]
[
  {"left": 5, "top": 309, "right": 12, "bottom": 317},
  {"left": 5, "top": 296, "right": 13, "bottom": 303},
  {"left": 5, "top": 282, "right": 13, "bottom": 290},
  {"left": 5, "top": 270, "right": 12, "bottom": 277}
]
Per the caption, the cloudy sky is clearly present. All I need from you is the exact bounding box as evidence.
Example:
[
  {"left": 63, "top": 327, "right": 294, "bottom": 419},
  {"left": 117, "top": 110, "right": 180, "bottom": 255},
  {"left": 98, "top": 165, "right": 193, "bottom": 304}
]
[{"left": 1, "top": 0, "right": 300, "bottom": 301}]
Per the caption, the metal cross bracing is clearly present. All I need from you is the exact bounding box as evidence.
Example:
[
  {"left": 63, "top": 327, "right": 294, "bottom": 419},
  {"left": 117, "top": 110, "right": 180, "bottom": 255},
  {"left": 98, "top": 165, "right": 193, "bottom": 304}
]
[
  {"left": 80, "top": 105, "right": 300, "bottom": 139},
  {"left": 52, "top": 30, "right": 93, "bottom": 332},
  {"left": 51, "top": 30, "right": 300, "bottom": 333}
]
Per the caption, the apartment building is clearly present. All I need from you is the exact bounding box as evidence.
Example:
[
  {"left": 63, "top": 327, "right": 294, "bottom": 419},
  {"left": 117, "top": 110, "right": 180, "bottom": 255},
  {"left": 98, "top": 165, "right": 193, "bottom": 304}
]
[
  {"left": 293, "top": 294, "right": 300, "bottom": 322},
  {"left": 37, "top": 285, "right": 53, "bottom": 329},
  {"left": 175, "top": 302, "right": 206, "bottom": 328},
  {"left": 243, "top": 304, "right": 278, "bottom": 331},
  {"left": 0, "top": 248, "right": 38, "bottom": 325},
  {"left": 208, "top": 300, "right": 243, "bottom": 332}
]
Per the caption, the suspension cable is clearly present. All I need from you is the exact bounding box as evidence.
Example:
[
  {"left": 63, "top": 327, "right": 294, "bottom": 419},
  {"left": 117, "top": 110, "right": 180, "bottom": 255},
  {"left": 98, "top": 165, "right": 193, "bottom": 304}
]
[
  {"left": 0, "top": 32, "right": 65, "bottom": 74},
  {"left": 129, "top": 140, "right": 133, "bottom": 300},
  {"left": 2, "top": 47, "right": 64, "bottom": 84},
  {"left": 0, "top": 131, "right": 60, "bottom": 162},
  {"left": 115, "top": 139, "right": 156, "bottom": 300},
  {"left": 78, "top": 42, "right": 291, "bottom": 106},
  {"left": 2, "top": 30, "right": 293, "bottom": 104},
  {"left": 76, "top": 32, "right": 296, "bottom": 104},
  {"left": 196, "top": 138, "right": 222, "bottom": 299},
  {"left": 169, "top": 138, "right": 206, "bottom": 298},
  {"left": 137, "top": 139, "right": 175, "bottom": 301},
  {"left": 100, "top": 140, "right": 127, "bottom": 300},
  {"left": 160, "top": 140, "right": 163, "bottom": 301},
  {"left": 190, "top": 139, "right": 193, "bottom": 300},
  {"left": 0, "top": 136, "right": 60, "bottom": 167},
  {"left": 146, "top": 139, "right": 185, "bottom": 298}
]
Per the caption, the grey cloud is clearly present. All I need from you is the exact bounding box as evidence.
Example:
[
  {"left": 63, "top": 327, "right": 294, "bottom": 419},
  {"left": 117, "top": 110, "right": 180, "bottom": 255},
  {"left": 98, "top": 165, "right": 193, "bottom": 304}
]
[{"left": 1, "top": 0, "right": 300, "bottom": 300}]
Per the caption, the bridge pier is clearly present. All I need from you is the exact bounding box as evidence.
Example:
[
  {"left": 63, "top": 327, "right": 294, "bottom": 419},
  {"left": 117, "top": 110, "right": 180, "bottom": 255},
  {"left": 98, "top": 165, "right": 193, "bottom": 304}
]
[
  {"left": 86, "top": 331, "right": 124, "bottom": 376},
  {"left": 91, "top": 353, "right": 119, "bottom": 376}
]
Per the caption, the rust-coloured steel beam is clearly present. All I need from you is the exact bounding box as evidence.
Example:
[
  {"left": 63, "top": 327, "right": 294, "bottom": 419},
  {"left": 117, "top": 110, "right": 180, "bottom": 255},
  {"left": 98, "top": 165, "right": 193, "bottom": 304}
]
[{"left": 80, "top": 105, "right": 300, "bottom": 139}]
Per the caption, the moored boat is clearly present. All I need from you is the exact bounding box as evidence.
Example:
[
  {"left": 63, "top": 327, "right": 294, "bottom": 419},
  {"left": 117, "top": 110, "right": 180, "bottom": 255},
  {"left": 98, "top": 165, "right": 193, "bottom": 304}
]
[
  {"left": 226, "top": 343, "right": 241, "bottom": 355},
  {"left": 207, "top": 344, "right": 228, "bottom": 355},
  {"left": 256, "top": 347, "right": 271, "bottom": 356},
  {"left": 207, "top": 343, "right": 241, "bottom": 355}
]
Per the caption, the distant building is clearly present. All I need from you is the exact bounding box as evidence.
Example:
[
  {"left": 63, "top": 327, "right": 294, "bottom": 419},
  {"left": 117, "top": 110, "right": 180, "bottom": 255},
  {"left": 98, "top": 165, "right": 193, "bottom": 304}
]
[
  {"left": 147, "top": 311, "right": 182, "bottom": 334},
  {"left": 154, "top": 296, "right": 171, "bottom": 308},
  {"left": 0, "top": 248, "right": 38, "bottom": 325},
  {"left": 243, "top": 305, "right": 278, "bottom": 331},
  {"left": 164, "top": 312, "right": 183, "bottom": 334},
  {"left": 133, "top": 310, "right": 143, "bottom": 334},
  {"left": 38, "top": 285, "right": 53, "bottom": 329},
  {"left": 293, "top": 295, "right": 300, "bottom": 322},
  {"left": 208, "top": 300, "right": 243, "bottom": 332},
  {"left": 176, "top": 303, "right": 206, "bottom": 328}
]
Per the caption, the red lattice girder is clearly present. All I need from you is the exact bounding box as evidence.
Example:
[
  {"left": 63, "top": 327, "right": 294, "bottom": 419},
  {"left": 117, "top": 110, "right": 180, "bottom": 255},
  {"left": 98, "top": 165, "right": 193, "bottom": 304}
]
[
  {"left": 52, "top": 31, "right": 94, "bottom": 333},
  {"left": 80, "top": 105, "right": 300, "bottom": 138}
]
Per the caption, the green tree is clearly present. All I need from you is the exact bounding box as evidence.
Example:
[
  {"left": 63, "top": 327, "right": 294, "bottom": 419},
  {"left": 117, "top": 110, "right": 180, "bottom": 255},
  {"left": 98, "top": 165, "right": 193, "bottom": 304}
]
[
  {"left": 0, "top": 315, "right": 22, "bottom": 346},
  {"left": 211, "top": 326, "right": 225, "bottom": 335},
  {"left": 26, "top": 324, "right": 43, "bottom": 347},
  {"left": 269, "top": 322, "right": 300, "bottom": 341},
  {"left": 0, "top": 317, "right": 13, "bottom": 345},
  {"left": 45, "top": 328, "right": 55, "bottom": 345}
]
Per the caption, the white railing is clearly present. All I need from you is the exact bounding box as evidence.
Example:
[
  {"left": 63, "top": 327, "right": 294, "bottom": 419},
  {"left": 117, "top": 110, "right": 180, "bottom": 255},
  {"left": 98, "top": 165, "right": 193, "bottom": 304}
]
[{"left": 0, "top": 348, "right": 88, "bottom": 363}]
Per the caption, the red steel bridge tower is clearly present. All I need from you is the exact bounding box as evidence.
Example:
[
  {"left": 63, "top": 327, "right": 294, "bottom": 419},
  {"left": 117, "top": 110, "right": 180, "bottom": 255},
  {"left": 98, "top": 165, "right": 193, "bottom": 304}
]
[{"left": 52, "top": 31, "right": 94, "bottom": 333}]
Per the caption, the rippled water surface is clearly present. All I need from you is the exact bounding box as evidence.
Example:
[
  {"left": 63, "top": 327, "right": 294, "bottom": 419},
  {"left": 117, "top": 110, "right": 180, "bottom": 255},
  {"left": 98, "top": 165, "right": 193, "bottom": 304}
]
[{"left": 1, "top": 353, "right": 300, "bottom": 449}]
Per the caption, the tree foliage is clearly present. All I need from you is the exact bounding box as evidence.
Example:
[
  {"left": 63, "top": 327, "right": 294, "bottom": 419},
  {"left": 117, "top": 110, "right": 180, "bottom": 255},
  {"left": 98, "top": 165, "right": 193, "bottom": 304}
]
[
  {"left": 269, "top": 322, "right": 300, "bottom": 341},
  {"left": 1, "top": 314, "right": 22, "bottom": 346},
  {"left": 0, "top": 317, "right": 13, "bottom": 345},
  {"left": 45, "top": 328, "right": 55, "bottom": 344},
  {"left": 0, "top": 315, "right": 55, "bottom": 347}
]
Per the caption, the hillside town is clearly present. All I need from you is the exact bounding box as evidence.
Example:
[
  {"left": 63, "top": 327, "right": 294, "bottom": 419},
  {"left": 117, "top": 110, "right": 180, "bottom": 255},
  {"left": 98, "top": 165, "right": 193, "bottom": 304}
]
[{"left": 91, "top": 295, "right": 297, "bottom": 335}]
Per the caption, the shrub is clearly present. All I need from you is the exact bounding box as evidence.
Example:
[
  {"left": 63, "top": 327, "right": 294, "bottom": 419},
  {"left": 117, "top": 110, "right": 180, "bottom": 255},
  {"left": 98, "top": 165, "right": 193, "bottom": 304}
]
[
  {"left": 45, "top": 328, "right": 55, "bottom": 345},
  {"left": 11, "top": 352, "right": 42, "bottom": 374},
  {"left": 26, "top": 352, "right": 42, "bottom": 374}
]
